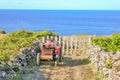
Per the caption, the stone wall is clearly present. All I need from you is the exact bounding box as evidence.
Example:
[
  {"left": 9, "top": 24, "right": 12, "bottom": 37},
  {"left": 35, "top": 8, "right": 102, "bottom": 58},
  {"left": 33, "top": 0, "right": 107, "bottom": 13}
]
[
  {"left": 0, "top": 46, "right": 37, "bottom": 80},
  {"left": 87, "top": 45, "right": 120, "bottom": 80}
]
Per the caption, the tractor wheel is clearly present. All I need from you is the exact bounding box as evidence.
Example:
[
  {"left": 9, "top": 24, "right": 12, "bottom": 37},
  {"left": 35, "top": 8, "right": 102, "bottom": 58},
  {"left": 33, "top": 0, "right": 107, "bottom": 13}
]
[
  {"left": 59, "top": 54, "right": 62, "bottom": 62},
  {"left": 59, "top": 48, "right": 62, "bottom": 62},
  {"left": 36, "top": 53, "right": 40, "bottom": 65}
]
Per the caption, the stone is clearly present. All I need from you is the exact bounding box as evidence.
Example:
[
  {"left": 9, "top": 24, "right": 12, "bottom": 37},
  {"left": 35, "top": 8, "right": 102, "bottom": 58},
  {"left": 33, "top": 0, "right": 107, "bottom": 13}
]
[
  {"left": 87, "top": 45, "right": 120, "bottom": 79},
  {"left": 0, "top": 71, "right": 6, "bottom": 80},
  {"left": 112, "top": 52, "right": 120, "bottom": 61},
  {"left": 102, "top": 68, "right": 109, "bottom": 76},
  {"left": 19, "top": 48, "right": 29, "bottom": 55},
  {"left": 113, "top": 60, "right": 120, "bottom": 72}
]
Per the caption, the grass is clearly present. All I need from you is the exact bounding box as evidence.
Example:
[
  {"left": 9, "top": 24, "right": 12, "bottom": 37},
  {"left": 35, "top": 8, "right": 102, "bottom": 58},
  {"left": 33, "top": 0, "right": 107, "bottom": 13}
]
[
  {"left": 89, "top": 63, "right": 104, "bottom": 80},
  {"left": 25, "top": 58, "right": 37, "bottom": 73}
]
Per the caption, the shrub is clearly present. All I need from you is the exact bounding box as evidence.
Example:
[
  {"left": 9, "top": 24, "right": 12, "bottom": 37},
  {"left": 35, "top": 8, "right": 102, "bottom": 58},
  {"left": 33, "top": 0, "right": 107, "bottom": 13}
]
[
  {"left": 0, "top": 30, "right": 6, "bottom": 34},
  {"left": 92, "top": 34, "right": 120, "bottom": 53},
  {"left": 33, "top": 30, "right": 58, "bottom": 38}
]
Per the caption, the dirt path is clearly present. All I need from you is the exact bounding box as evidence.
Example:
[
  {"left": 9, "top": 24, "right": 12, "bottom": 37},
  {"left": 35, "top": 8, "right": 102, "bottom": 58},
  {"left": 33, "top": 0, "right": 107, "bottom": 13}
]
[{"left": 25, "top": 54, "right": 102, "bottom": 80}]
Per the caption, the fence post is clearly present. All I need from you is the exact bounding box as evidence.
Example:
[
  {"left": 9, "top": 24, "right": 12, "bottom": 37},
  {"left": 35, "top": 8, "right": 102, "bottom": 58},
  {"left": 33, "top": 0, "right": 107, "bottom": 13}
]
[
  {"left": 42, "top": 37, "right": 45, "bottom": 43},
  {"left": 77, "top": 37, "right": 81, "bottom": 54},
  {"left": 50, "top": 36, "right": 54, "bottom": 40},
  {"left": 62, "top": 37, "right": 65, "bottom": 55},
  {"left": 66, "top": 38, "right": 69, "bottom": 55},
  {"left": 74, "top": 37, "right": 77, "bottom": 55},
  {"left": 47, "top": 36, "right": 49, "bottom": 40},
  {"left": 55, "top": 36, "right": 58, "bottom": 46},
  {"left": 89, "top": 36, "right": 91, "bottom": 45},
  {"left": 70, "top": 37, "right": 73, "bottom": 55},
  {"left": 58, "top": 36, "right": 61, "bottom": 46}
]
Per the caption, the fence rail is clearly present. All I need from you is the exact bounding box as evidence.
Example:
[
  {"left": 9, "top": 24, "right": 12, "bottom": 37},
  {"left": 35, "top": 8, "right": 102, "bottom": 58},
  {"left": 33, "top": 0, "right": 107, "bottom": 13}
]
[{"left": 40, "top": 36, "right": 91, "bottom": 55}]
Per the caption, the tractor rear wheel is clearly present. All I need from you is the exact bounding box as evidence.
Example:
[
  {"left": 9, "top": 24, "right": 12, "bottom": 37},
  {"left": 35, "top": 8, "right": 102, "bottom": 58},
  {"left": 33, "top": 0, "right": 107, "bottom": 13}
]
[{"left": 36, "top": 53, "right": 40, "bottom": 65}]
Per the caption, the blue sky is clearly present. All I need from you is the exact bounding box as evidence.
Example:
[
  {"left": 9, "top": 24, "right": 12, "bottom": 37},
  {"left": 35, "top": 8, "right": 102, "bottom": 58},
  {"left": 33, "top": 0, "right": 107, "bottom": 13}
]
[{"left": 0, "top": 0, "right": 120, "bottom": 10}]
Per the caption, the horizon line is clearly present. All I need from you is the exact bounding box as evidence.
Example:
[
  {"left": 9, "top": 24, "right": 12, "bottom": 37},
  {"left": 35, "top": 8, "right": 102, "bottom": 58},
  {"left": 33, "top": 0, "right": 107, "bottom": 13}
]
[{"left": 0, "top": 9, "right": 120, "bottom": 11}]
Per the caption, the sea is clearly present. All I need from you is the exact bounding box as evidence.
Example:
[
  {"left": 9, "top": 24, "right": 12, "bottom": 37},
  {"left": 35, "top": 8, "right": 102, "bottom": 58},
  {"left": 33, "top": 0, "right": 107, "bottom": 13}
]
[{"left": 0, "top": 10, "right": 120, "bottom": 36}]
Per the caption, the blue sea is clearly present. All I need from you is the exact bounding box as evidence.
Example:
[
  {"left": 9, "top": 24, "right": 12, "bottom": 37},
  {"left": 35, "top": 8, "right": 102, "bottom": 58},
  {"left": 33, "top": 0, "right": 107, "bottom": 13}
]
[{"left": 0, "top": 10, "right": 120, "bottom": 36}]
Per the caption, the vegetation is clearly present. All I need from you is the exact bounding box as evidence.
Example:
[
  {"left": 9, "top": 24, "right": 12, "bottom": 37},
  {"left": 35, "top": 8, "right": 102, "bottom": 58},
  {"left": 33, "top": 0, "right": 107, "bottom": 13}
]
[
  {"left": 0, "top": 30, "right": 6, "bottom": 34},
  {"left": 92, "top": 34, "right": 120, "bottom": 53},
  {"left": 105, "top": 59, "right": 113, "bottom": 69},
  {"left": 0, "top": 30, "right": 58, "bottom": 61}
]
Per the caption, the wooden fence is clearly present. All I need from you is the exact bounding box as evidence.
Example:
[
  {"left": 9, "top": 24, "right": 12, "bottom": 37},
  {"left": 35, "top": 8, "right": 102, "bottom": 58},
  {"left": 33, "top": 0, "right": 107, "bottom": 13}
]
[{"left": 40, "top": 36, "right": 91, "bottom": 55}]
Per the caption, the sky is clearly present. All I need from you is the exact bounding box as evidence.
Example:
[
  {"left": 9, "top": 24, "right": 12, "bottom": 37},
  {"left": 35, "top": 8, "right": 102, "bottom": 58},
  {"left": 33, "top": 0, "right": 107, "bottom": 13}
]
[{"left": 0, "top": 0, "right": 120, "bottom": 10}]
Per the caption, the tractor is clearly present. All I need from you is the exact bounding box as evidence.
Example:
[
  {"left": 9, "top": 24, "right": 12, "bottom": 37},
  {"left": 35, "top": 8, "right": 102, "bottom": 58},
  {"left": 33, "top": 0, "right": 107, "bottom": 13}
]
[{"left": 36, "top": 39, "right": 62, "bottom": 66}]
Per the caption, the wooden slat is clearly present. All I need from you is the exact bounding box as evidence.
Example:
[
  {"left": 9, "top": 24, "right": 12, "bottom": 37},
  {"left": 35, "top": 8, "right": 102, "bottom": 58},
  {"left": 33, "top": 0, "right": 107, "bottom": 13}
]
[
  {"left": 89, "top": 37, "right": 91, "bottom": 45},
  {"left": 62, "top": 37, "right": 65, "bottom": 55},
  {"left": 74, "top": 37, "right": 77, "bottom": 55},
  {"left": 54, "top": 36, "right": 58, "bottom": 46},
  {"left": 47, "top": 36, "right": 49, "bottom": 40},
  {"left": 58, "top": 36, "right": 61, "bottom": 46},
  {"left": 70, "top": 37, "right": 73, "bottom": 55},
  {"left": 42, "top": 37, "right": 45, "bottom": 43},
  {"left": 66, "top": 38, "right": 69, "bottom": 55},
  {"left": 50, "top": 36, "right": 54, "bottom": 40}
]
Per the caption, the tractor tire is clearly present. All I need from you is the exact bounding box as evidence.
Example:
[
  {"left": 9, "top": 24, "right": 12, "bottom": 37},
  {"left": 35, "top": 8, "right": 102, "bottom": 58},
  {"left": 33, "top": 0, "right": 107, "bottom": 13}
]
[
  {"left": 59, "top": 54, "right": 62, "bottom": 62},
  {"left": 36, "top": 53, "right": 40, "bottom": 65},
  {"left": 59, "top": 47, "right": 62, "bottom": 62}
]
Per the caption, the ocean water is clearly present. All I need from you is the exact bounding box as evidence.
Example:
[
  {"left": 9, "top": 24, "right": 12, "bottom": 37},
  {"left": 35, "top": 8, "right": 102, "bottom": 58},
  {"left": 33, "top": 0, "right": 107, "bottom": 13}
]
[{"left": 0, "top": 10, "right": 120, "bottom": 36}]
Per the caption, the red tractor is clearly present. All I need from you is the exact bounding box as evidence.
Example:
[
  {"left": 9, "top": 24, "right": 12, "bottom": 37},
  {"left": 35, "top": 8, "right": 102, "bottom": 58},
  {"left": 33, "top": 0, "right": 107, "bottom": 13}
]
[{"left": 36, "top": 40, "right": 62, "bottom": 66}]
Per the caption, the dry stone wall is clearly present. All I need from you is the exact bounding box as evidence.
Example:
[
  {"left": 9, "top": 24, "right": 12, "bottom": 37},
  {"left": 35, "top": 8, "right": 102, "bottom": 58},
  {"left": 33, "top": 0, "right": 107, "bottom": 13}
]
[
  {"left": 87, "top": 45, "right": 120, "bottom": 80},
  {"left": 0, "top": 46, "right": 38, "bottom": 80}
]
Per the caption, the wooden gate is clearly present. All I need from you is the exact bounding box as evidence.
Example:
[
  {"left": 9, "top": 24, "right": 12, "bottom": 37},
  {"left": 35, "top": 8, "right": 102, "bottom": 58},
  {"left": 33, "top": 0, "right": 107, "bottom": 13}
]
[{"left": 41, "top": 36, "right": 91, "bottom": 55}]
